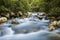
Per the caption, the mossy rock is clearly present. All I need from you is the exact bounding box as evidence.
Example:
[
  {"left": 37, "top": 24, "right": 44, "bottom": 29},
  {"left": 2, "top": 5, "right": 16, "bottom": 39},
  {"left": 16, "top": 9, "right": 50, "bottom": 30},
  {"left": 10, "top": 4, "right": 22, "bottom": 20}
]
[{"left": 46, "top": 33, "right": 60, "bottom": 40}]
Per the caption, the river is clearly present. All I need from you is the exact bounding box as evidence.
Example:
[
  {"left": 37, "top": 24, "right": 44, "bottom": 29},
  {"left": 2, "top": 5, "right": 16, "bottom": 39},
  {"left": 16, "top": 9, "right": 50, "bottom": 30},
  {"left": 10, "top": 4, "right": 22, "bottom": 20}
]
[{"left": 0, "top": 12, "right": 60, "bottom": 40}]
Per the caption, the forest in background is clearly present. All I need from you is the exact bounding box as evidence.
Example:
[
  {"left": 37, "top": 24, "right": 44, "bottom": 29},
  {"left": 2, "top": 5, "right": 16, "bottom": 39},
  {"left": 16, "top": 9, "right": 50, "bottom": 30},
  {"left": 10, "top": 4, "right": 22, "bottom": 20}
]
[{"left": 0, "top": 0, "right": 60, "bottom": 19}]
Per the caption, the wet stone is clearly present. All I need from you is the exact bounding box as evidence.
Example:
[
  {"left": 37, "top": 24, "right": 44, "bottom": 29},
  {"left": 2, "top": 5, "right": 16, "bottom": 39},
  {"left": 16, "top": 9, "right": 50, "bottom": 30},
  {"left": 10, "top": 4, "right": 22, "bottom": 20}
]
[{"left": 11, "top": 20, "right": 19, "bottom": 24}]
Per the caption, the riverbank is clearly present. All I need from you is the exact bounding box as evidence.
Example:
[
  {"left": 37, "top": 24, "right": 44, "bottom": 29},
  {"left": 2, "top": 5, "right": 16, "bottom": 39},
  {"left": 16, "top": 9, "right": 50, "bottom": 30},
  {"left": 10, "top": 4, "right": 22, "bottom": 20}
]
[
  {"left": 0, "top": 12, "right": 60, "bottom": 31},
  {"left": 0, "top": 11, "right": 28, "bottom": 19}
]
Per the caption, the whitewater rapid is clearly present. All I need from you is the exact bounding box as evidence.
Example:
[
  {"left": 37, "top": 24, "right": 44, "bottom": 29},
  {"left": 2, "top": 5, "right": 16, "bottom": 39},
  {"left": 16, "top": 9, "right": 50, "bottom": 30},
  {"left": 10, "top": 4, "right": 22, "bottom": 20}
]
[{"left": 0, "top": 12, "right": 60, "bottom": 40}]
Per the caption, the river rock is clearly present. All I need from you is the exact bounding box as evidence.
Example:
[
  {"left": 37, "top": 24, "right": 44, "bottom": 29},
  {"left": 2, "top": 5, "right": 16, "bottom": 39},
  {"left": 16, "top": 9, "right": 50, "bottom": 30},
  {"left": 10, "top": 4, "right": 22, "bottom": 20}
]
[
  {"left": 57, "top": 20, "right": 60, "bottom": 27},
  {"left": 10, "top": 12, "right": 16, "bottom": 18},
  {"left": 36, "top": 15, "right": 43, "bottom": 19},
  {"left": 11, "top": 20, "right": 19, "bottom": 24},
  {"left": 49, "top": 26, "right": 55, "bottom": 31},
  {"left": 49, "top": 21, "right": 57, "bottom": 31},
  {"left": 5, "top": 13, "right": 10, "bottom": 19},
  {"left": 18, "top": 11, "right": 23, "bottom": 16},
  {"left": 46, "top": 33, "right": 60, "bottom": 40},
  {"left": 0, "top": 17, "right": 7, "bottom": 24},
  {"left": 10, "top": 12, "right": 15, "bottom": 16},
  {"left": 27, "top": 12, "right": 32, "bottom": 17}
]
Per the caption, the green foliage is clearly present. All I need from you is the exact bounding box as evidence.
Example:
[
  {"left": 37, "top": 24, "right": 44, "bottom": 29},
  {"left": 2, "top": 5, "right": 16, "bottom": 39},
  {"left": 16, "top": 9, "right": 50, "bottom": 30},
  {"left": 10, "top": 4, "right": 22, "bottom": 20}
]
[
  {"left": 45, "top": 0, "right": 60, "bottom": 17},
  {"left": 0, "top": 0, "right": 46, "bottom": 12},
  {"left": 48, "top": 7, "right": 60, "bottom": 17},
  {"left": 0, "top": 0, "right": 60, "bottom": 18},
  {"left": 0, "top": 6, "right": 9, "bottom": 12}
]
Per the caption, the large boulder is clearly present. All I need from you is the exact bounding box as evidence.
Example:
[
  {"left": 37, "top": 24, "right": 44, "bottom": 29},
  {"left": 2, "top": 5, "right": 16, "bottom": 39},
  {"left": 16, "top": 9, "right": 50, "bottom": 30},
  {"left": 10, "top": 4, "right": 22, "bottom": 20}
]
[
  {"left": 0, "top": 17, "right": 7, "bottom": 24},
  {"left": 49, "top": 21, "right": 57, "bottom": 31}
]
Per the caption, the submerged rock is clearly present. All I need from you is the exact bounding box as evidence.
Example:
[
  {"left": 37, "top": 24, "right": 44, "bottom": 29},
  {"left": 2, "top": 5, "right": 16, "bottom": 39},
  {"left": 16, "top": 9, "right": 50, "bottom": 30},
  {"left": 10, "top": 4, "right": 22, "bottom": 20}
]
[
  {"left": 11, "top": 20, "right": 19, "bottom": 24},
  {"left": 47, "top": 33, "right": 60, "bottom": 40}
]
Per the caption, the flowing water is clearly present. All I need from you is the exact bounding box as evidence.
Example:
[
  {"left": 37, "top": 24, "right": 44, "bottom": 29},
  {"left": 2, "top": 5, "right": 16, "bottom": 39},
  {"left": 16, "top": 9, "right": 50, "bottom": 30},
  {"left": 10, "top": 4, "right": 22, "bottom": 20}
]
[{"left": 0, "top": 12, "right": 60, "bottom": 40}]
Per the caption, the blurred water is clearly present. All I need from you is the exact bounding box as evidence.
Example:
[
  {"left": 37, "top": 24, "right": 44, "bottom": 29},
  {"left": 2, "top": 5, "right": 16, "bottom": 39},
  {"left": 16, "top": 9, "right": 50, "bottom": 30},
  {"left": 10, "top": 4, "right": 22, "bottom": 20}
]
[
  {"left": 0, "top": 24, "right": 14, "bottom": 36},
  {"left": 0, "top": 12, "right": 60, "bottom": 40}
]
